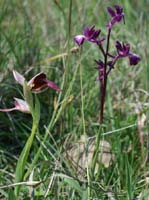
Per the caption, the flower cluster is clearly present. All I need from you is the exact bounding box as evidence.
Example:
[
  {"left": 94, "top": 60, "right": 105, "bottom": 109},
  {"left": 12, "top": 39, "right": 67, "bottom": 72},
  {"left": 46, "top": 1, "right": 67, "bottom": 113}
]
[
  {"left": 74, "top": 4, "right": 141, "bottom": 123},
  {"left": 74, "top": 5, "right": 140, "bottom": 81},
  {"left": 0, "top": 71, "right": 61, "bottom": 113}
]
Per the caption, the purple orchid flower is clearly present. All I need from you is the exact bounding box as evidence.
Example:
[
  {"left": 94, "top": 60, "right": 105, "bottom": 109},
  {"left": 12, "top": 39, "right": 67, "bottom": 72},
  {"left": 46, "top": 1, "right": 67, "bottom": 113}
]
[
  {"left": 74, "top": 26, "right": 105, "bottom": 46},
  {"left": 13, "top": 70, "right": 61, "bottom": 92},
  {"left": 115, "top": 41, "right": 130, "bottom": 56},
  {"left": 0, "top": 98, "right": 30, "bottom": 113},
  {"left": 107, "top": 5, "right": 124, "bottom": 29},
  {"left": 115, "top": 41, "right": 141, "bottom": 65}
]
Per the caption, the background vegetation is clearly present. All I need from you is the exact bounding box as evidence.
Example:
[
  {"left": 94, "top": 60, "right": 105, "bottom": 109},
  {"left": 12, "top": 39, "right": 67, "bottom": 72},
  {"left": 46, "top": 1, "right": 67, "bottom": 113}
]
[{"left": 0, "top": 0, "right": 148, "bottom": 199}]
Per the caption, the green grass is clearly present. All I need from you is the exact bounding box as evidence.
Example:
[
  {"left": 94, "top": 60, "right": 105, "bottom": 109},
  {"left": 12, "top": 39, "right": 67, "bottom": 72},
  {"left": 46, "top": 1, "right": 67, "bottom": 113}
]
[{"left": 0, "top": 0, "right": 149, "bottom": 199}]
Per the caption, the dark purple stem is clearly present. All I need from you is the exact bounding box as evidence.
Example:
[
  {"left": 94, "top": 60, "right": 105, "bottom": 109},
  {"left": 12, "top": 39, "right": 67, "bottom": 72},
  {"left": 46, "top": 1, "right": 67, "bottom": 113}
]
[
  {"left": 106, "top": 67, "right": 112, "bottom": 76},
  {"left": 107, "top": 53, "right": 115, "bottom": 58},
  {"left": 98, "top": 44, "right": 106, "bottom": 57},
  {"left": 106, "top": 56, "right": 119, "bottom": 75},
  {"left": 99, "top": 28, "right": 111, "bottom": 124}
]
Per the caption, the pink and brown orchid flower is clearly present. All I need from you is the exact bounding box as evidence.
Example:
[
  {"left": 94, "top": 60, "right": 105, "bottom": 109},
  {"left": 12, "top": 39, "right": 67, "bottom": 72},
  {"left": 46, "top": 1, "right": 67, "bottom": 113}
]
[{"left": 13, "top": 70, "right": 61, "bottom": 93}]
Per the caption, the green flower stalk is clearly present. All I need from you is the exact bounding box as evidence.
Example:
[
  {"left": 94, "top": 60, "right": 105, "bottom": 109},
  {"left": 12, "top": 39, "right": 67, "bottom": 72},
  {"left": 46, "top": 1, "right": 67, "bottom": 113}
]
[{"left": 14, "top": 83, "right": 40, "bottom": 197}]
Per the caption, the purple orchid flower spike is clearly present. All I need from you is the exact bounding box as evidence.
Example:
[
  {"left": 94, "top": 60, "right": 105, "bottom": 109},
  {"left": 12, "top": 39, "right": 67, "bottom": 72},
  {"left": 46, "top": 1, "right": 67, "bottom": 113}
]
[
  {"left": 73, "top": 4, "right": 140, "bottom": 124},
  {"left": 13, "top": 70, "right": 61, "bottom": 92},
  {"left": 115, "top": 41, "right": 141, "bottom": 65},
  {"left": 0, "top": 98, "right": 30, "bottom": 113},
  {"left": 107, "top": 5, "right": 124, "bottom": 29},
  {"left": 74, "top": 26, "right": 105, "bottom": 46}
]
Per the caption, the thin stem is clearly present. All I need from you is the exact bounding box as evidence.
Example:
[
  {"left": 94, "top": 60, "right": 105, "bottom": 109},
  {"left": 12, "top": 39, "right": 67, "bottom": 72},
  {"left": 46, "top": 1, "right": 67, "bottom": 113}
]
[
  {"left": 79, "top": 48, "right": 88, "bottom": 198},
  {"left": 68, "top": 0, "right": 72, "bottom": 40},
  {"left": 99, "top": 80, "right": 105, "bottom": 124},
  {"left": 79, "top": 47, "right": 86, "bottom": 135},
  {"left": 99, "top": 28, "right": 111, "bottom": 124},
  {"left": 53, "top": 0, "right": 66, "bottom": 20},
  {"left": 98, "top": 44, "right": 106, "bottom": 57},
  {"left": 106, "top": 29, "right": 111, "bottom": 57},
  {"left": 107, "top": 52, "right": 115, "bottom": 58}
]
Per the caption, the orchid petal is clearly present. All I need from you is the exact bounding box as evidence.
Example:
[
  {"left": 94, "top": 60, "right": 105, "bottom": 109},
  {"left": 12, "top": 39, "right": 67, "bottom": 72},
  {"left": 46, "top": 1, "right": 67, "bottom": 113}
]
[
  {"left": 115, "top": 41, "right": 130, "bottom": 56},
  {"left": 74, "top": 35, "right": 86, "bottom": 46},
  {"left": 13, "top": 70, "right": 25, "bottom": 85},
  {"left": 107, "top": 7, "right": 116, "bottom": 17},
  {"left": 0, "top": 107, "right": 17, "bottom": 112},
  {"left": 28, "top": 72, "right": 46, "bottom": 89},
  {"left": 114, "top": 5, "right": 123, "bottom": 14},
  {"left": 129, "top": 53, "right": 141, "bottom": 65},
  {"left": 14, "top": 98, "right": 30, "bottom": 113},
  {"left": 45, "top": 80, "right": 61, "bottom": 92},
  {"left": 84, "top": 26, "right": 90, "bottom": 37}
]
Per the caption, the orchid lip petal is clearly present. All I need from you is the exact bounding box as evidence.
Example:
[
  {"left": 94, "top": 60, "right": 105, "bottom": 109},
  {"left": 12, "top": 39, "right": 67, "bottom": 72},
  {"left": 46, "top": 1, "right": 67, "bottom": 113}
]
[
  {"left": 129, "top": 53, "right": 141, "bottom": 65},
  {"left": 74, "top": 35, "right": 86, "bottom": 46},
  {"left": 13, "top": 70, "right": 25, "bottom": 85},
  {"left": 45, "top": 80, "right": 61, "bottom": 92}
]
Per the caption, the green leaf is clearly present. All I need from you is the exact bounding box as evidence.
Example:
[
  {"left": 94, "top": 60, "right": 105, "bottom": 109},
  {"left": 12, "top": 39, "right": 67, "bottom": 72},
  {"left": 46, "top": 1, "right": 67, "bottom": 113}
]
[
  {"left": 64, "top": 177, "right": 82, "bottom": 196},
  {"left": 14, "top": 123, "right": 38, "bottom": 197},
  {"left": 8, "top": 189, "right": 16, "bottom": 200}
]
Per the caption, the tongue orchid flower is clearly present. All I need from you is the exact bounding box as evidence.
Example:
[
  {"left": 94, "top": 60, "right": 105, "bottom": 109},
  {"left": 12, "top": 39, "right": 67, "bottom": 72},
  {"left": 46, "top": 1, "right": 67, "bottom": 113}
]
[{"left": 13, "top": 70, "right": 61, "bottom": 92}]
